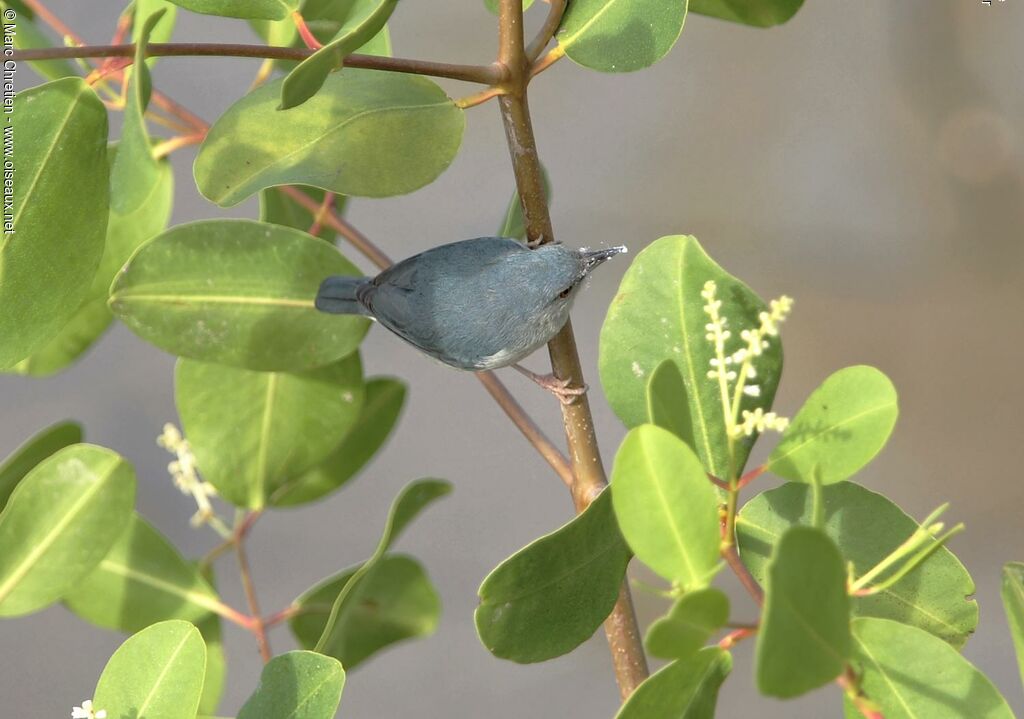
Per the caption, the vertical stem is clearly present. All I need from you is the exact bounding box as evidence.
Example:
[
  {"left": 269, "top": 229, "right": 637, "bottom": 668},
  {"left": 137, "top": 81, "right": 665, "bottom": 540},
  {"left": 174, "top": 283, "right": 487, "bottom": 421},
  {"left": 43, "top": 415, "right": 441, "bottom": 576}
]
[{"left": 496, "top": 0, "right": 649, "bottom": 699}]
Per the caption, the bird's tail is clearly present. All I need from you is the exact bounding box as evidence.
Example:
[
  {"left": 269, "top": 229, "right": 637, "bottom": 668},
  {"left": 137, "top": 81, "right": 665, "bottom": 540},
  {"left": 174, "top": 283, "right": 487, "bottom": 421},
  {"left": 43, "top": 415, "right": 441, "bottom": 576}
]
[{"left": 315, "top": 276, "right": 372, "bottom": 315}]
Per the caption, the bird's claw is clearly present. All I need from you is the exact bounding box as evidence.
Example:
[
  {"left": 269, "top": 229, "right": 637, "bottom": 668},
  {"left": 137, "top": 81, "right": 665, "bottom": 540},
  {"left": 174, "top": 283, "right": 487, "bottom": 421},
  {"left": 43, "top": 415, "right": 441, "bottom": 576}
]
[{"left": 537, "top": 374, "right": 588, "bottom": 405}]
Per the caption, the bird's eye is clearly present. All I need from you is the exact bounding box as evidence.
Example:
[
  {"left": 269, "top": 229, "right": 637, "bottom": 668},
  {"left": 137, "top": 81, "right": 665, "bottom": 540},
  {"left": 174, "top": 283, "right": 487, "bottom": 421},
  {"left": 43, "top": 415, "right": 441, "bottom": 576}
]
[{"left": 558, "top": 287, "right": 573, "bottom": 299}]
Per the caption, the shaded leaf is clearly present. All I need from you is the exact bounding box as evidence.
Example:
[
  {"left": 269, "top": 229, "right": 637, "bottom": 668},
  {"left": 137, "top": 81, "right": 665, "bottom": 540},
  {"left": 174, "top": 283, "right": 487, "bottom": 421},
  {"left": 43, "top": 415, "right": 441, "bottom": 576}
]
[
  {"left": 0, "top": 444, "right": 135, "bottom": 617},
  {"left": 756, "top": 526, "right": 850, "bottom": 697},
  {"left": 280, "top": 0, "right": 398, "bottom": 109},
  {"left": 843, "top": 617, "right": 1013, "bottom": 719},
  {"left": 65, "top": 513, "right": 221, "bottom": 632},
  {"left": 689, "top": 0, "right": 803, "bottom": 27},
  {"left": 290, "top": 553, "right": 440, "bottom": 669},
  {"left": 0, "top": 420, "right": 81, "bottom": 512},
  {"left": 647, "top": 359, "right": 696, "bottom": 450},
  {"left": 496, "top": 165, "right": 551, "bottom": 240},
  {"left": 196, "top": 566, "right": 226, "bottom": 716},
  {"left": 610, "top": 424, "right": 720, "bottom": 588},
  {"left": 476, "top": 488, "right": 631, "bottom": 663},
  {"left": 167, "top": 0, "right": 297, "bottom": 20},
  {"left": 616, "top": 647, "right": 732, "bottom": 719},
  {"left": 110, "top": 219, "right": 369, "bottom": 371},
  {"left": 176, "top": 352, "right": 364, "bottom": 508},
  {"left": 0, "top": 78, "right": 108, "bottom": 369},
  {"left": 195, "top": 70, "right": 464, "bottom": 205},
  {"left": 238, "top": 651, "right": 344, "bottom": 719},
  {"left": 134, "top": 0, "right": 178, "bottom": 66},
  {"left": 260, "top": 185, "right": 346, "bottom": 243},
  {"left": 272, "top": 377, "right": 406, "bottom": 507},
  {"left": 0, "top": 1, "right": 77, "bottom": 79},
  {"left": 558, "top": 0, "right": 687, "bottom": 73},
  {"left": 93, "top": 620, "right": 206, "bottom": 719},
  {"left": 737, "top": 481, "right": 977, "bottom": 647},
  {"left": 1001, "top": 562, "right": 1024, "bottom": 693},
  {"left": 767, "top": 366, "right": 898, "bottom": 485},
  {"left": 599, "top": 236, "right": 782, "bottom": 478},
  {"left": 646, "top": 587, "right": 730, "bottom": 660}
]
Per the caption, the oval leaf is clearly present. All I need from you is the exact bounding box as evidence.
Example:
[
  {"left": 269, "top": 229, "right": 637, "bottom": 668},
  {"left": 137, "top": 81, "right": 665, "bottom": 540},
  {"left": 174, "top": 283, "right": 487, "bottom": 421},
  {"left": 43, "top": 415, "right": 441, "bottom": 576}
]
[
  {"left": 176, "top": 352, "right": 364, "bottom": 508},
  {"left": 0, "top": 444, "right": 135, "bottom": 616},
  {"left": 736, "top": 481, "right": 978, "bottom": 647},
  {"left": 0, "top": 78, "right": 108, "bottom": 369},
  {"left": 272, "top": 377, "right": 406, "bottom": 506},
  {"left": 616, "top": 647, "right": 732, "bottom": 719},
  {"left": 1001, "top": 562, "right": 1024, "bottom": 693},
  {"left": 290, "top": 553, "right": 440, "bottom": 669},
  {"left": 238, "top": 651, "right": 344, "bottom": 719},
  {"left": 167, "top": 0, "right": 296, "bottom": 20},
  {"left": 558, "top": 0, "right": 687, "bottom": 73},
  {"left": 196, "top": 69, "right": 464, "bottom": 205},
  {"left": 600, "top": 236, "right": 782, "bottom": 478},
  {"left": 65, "top": 513, "right": 221, "bottom": 632},
  {"left": 645, "top": 587, "right": 730, "bottom": 660},
  {"left": 93, "top": 620, "right": 206, "bottom": 719},
  {"left": 756, "top": 526, "right": 850, "bottom": 698},
  {"left": 647, "top": 359, "right": 697, "bottom": 450},
  {"left": 0, "top": 420, "right": 81, "bottom": 511},
  {"left": 844, "top": 617, "right": 1014, "bottom": 719},
  {"left": 610, "top": 424, "right": 721, "bottom": 588},
  {"left": 475, "top": 488, "right": 631, "bottom": 663},
  {"left": 109, "top": 219, "right": 369, "bottom": 371},
  {"left": 280, "top": 0, "right": 398, "bottom": 110},
  {"left": 689, "top": 0, "right": 803, "bottom": 27},
  {"left": 767, "top": 366, "right": 898, "bottom": 484}
]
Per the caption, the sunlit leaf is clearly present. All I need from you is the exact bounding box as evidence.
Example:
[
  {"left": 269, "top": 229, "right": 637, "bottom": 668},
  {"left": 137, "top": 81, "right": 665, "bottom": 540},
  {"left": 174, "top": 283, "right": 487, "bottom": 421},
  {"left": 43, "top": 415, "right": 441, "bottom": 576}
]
[
  {"left": 558, "top": 0, "right": 687, "bottom": 73},
  {"left": 0, "top": 420, "right": 81, "bottom": 512},
  {"left": 646, "top": 587, "right": 730, "bottom": 660},
  {"left": 689, "top": 0, "right": 802, "bottom": 28},
  {"left": 1001, "top": 562, "right": 1024, "bottom": 693},
  {"left": 616, "top": 647, "right": 732, "bottom": 719},
  {"left": 476, "top": 488, "right": 631, "bottom": 663},
  {"left": 167, "top": 0, "right": 297, "bottom": 20},
  {"left": 110, "top": 219, "right": 369, "bottom": 371},
  {"left": 0, "top": 444, "right": 135, "bottom": 617},
  {"left": 238, "top": 651, "right": 344, "bottom": 719}
]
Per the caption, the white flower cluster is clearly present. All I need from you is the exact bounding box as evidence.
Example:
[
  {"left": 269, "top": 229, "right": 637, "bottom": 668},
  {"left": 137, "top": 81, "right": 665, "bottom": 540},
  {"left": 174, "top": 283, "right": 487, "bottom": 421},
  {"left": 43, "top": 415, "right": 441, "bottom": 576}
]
[
  {"left": 157, "top": 423, "right": 218, "bottom": 527},
  {"left": 71, "top": 699, "right": 106, "bottom": 719},
  {"left": 701, "top": 280, "right": 793, "bottom": 439}
]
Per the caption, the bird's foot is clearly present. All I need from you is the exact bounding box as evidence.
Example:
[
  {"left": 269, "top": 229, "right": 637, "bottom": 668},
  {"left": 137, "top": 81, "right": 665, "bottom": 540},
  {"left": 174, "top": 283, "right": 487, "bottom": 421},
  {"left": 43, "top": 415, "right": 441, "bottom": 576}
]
[{"left": 512, "top": 364, "right": 588, "bottom": 405}]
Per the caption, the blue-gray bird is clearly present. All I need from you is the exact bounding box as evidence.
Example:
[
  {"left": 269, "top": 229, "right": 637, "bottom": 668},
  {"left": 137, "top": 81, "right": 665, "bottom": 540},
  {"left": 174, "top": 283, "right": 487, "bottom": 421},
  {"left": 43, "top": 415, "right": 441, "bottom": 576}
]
[{"left": 315, "top": 237, "right": 626, "bottom": 401}]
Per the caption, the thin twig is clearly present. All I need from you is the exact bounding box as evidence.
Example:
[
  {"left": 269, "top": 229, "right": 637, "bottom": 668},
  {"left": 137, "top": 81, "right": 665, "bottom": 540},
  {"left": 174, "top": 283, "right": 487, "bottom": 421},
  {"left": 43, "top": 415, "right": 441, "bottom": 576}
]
[
  {"left": 497, "top": 0, "right": 649, "bottom": 699},
  {"left": 235, "top": 538, "right": 271, "bottom": 662},
  {"left": 723, "top": 544, "right": 764, "bottom": 605},
  {"left": 525, "top": 0, "right": 567, "bottom": 63},
  {"left": 11, "top": 43, "right": 506, "bottom": 85}
]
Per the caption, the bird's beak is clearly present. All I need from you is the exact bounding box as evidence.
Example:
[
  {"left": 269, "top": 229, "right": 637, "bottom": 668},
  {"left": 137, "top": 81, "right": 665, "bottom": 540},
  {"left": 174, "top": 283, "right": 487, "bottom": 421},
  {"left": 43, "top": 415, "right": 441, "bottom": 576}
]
[{"left": 581, "top": 245, "right": 628, "bottom": 271}]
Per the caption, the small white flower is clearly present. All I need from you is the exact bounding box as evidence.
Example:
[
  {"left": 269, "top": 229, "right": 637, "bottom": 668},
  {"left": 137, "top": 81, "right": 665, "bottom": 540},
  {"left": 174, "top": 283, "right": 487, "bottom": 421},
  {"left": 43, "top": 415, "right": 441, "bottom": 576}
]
[
  {"left": 71, "top": 699, "right": 107, "bottom": 719},
  {"left": 743, "top": 385, "right": 761, "bottom": 397}
]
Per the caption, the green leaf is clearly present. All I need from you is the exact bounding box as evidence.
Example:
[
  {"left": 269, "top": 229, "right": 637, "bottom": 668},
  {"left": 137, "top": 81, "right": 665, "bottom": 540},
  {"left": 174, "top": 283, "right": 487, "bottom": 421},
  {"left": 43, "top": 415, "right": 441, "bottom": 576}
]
[
  {"left": 280, "top": 0, "right": 398, "bottom": 110},
  {"left": 615, "top": 647, "right": 732, "bottom": 719},
  {"left": 93, "top": 620, "right": 207, "bottom": 719},
  {"left": 109, "top": 219, "right": 369, "bottom": 371},
  {"left": 645, "top": 587, "right": 730, "bottom": 660},
  {"left": 475, "top": 488, "right": 631, "bottom": 663},
  {"left": 0, "top": 420, "right": 81, "bottom": 512},
  {"left": 315, "top": 478, "right": 451, "bottom": 652},
  {"left": 290, "top": 553, "right": 440, "bottom": 669},
  {"left": 610, "top": 424, "right": 720, "bottom": 588},
  {"left": 176, "top": 352, "right": 364, "bottom": 508},
  {"left": 646, "top": 359, "right": 696, "bottom": 450},
  {"left": 64, "top": 513, "right": 221, "bottom": 632},
  {"left": 0, "top": 444, "right": 135, "bottom": 616},
  {"left": 599, "top": 235, "right": 782, "bottom": 478},
  {"left": 844, "top": 617, "right": 1014, "bottom": 719},
  {"left": 196, "top": 567, "right": 226, "bottom": 716},
  {"left": 11, "top": 150, "right": 174, "bottom": 377},
  {"left": 0, "top": 78, "right": 109, "bottom": 370},
  {"left": 0, "top": 2, "right": 77, "bottom": 79},
  {"left": 484, "top": 0, "right": 535, "bottom": 14},
  {"left": 736, "top": 481, "right": 977, "bottom": 647},
  {"left": 110, "top": 8, "right": 163, "bottom": 214},
  {"left": 558, "top": 0, "right": 687, "bottom": 73},
  {"left": 497, "top": 166, "right": 551, "bottom": 240},
  {"left": 1001, "top": 562, "right": 1024, "bottom": 693},
  {"left": 272, "top": 377, "right": 406, "bottom": 506},
  {"left": 134, "top": 0, "right": 178, "bottom": 66},
  {"left": 238, "top": 651, "right": 344, "bottom": 719},
  {"left": 756, "top": 526, "right": 850, "bottom": 697},
  {"left": 767, "top": 366, "right": 898, "bottom": 485},
  {"left": 167, "top": 0, "right": 297, "bottom": 20},
  {"left": 689, "top": 0, "right": 803, "bottom": 27},
  {"left": 260, "top": 185, "right": 346, "bottom": 243},
  {"left": 195, "top": 70, "right": 464, "bottom": 205}
]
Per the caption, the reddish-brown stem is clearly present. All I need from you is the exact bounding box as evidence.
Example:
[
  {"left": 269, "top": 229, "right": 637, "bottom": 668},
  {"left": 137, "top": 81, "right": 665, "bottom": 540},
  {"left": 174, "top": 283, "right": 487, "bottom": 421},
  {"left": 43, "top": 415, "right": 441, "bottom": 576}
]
[
  {"left": 736, "top": 464, "right": 766, "bottom": 490},
  {"left": 292, "top": 11, "right": 324, "bottom": 50},
  {"left": 723, "top": 544, "right": 764, "bottom": 605},
  {"left": 235, "top": 539, "right": 271, "bottom": 662},
  {"left": 718, "top": 626, "right": 758, "bottom": 649},
  {"left": 263, "top": 604, "right": 301, "bottom": 628},
  {"left": 307, "top": 193, "right": 336, "bottom": 237},
  {"left": 707, "top": 473, "right": 729, "bottom": 490},
  {"left": 838, "top": 668, "right": 887, "bottom": 719}
]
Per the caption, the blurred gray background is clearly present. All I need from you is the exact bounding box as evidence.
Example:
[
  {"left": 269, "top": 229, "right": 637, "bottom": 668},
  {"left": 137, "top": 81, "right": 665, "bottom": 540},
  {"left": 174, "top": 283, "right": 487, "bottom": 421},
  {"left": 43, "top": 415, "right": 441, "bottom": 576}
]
[{"left": 2, "top": 1, "right": 1023, "bottom": 716}]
